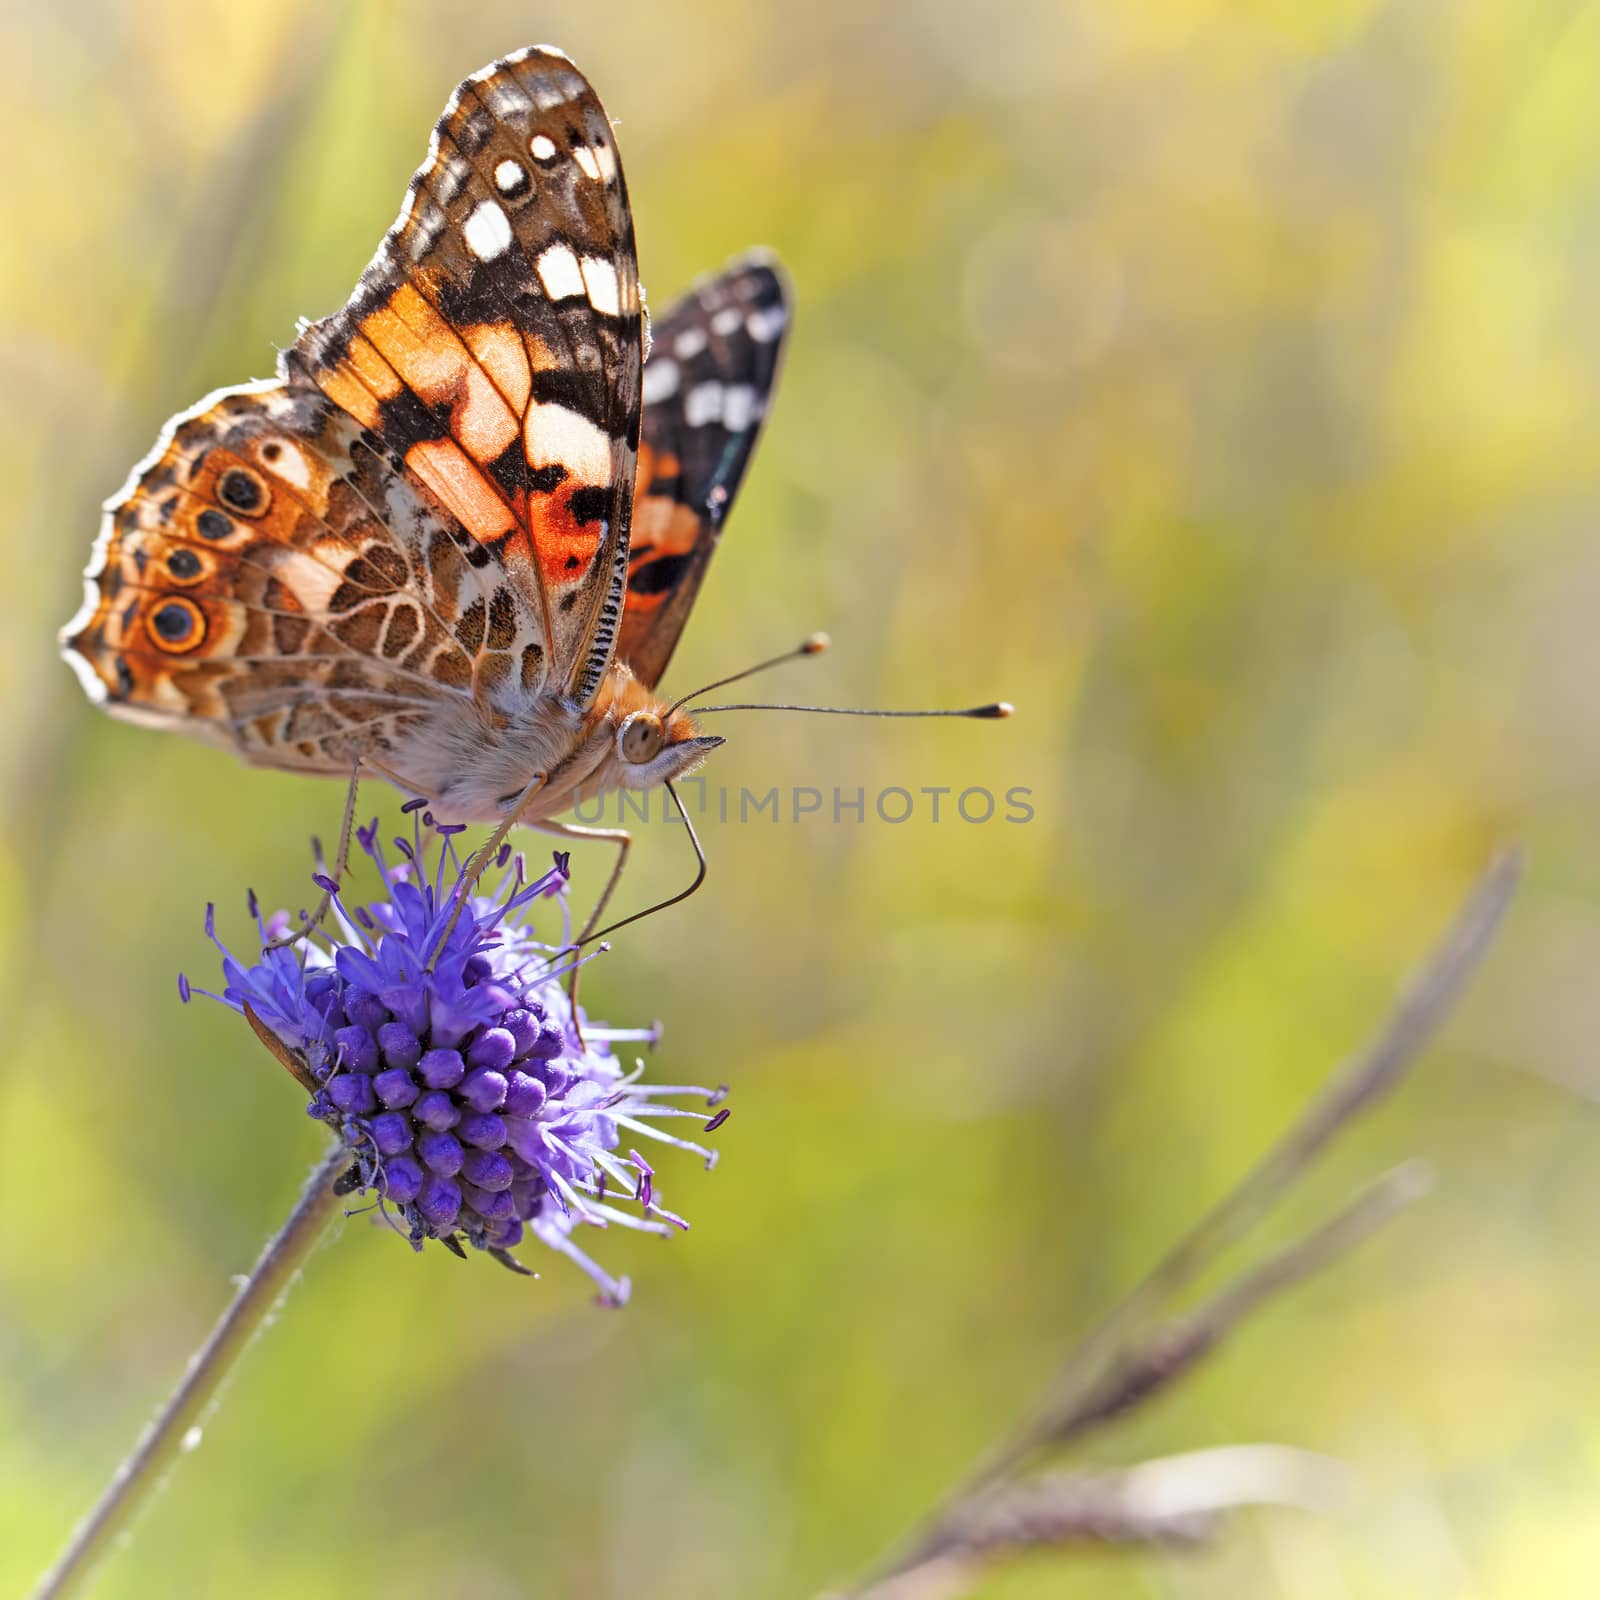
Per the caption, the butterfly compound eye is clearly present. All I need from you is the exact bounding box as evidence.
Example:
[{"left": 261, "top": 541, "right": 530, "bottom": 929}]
[{"left": 619, "top": 713, "right": 665, "bottom": 764}]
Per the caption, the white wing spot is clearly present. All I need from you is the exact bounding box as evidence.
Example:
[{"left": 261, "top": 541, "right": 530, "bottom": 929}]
[
  {"left": 274, "top": 549, "right": 346, "bottom": 611},
  {"left": 463, "top": 200, "right": 513, "bottom": 262},
  {"left": 747, "top": 305, "right": 786, "bottom": 342},
  {"left": 571, "top": 144, "right": 602, "bottom": 182},
  {"left": 594, "top": 141, "right": 618, "bottom": 183},
  {"left": 537, "top": 244, "right": 586, "bottom": 300},
  {"left": 722, "top": 384, "right": 758, "bottom": 431},
  {"left": 486, "top": 81, "right": 533, "bottom": 118},
  {"left": 580, "top": 255, "right": 622, "bottom": 316},
  {"left": 642, "top": 358, "right": 680, "bottom": 405},
  {"left": 685, "top": 382, "right": 724, "bottom": 428},
  {"left": 530, "top": 133, "right": 559, "bottom": 162},
  {"left": 525, "top": 402, "right": 612, "bottom": 482},
  {"left": 712, "top": 306, "right": 743, "bottom": 336},
  {"left": 264, "top": 440, "right": 312, "bottom": 490},
  {"left": 493, "top": 159, "right": 529, "bottom": 196},
  {"left": 674, "top": 328, "right": 708, "bottom": 359}
]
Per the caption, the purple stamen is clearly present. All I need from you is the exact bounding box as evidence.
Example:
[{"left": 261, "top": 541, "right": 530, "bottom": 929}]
[
  {"left": 418, "top": 1047, "right": 465, "bottom": 1089},
  {"left": 377, "top": 1021, "right": 423, "bottom": 1071},
  {"left": 417, "top": 1174, "right": 462, "bottom": 1229},
  {"left": 418, "top": 1128, "right": 465, "bottom": 1177},
  {"left": 333, "top": 1025, "right": 379, "bottom": 1075},
  {"left": 459, "top": 1067, "right": 509, "bottom": 1113},
  {"left": 328, "top": 1074, "right": 377, "bottom": 1116},
  {"left": 413, "top": 1089, "right": 460, "bottom": 1131},
  {"left": 462, "top": 1147, "right": 514, "bottom": 1191},
  {"left": 382, "top": 1156, "right": 424, "bottom": 1204},
  {"left": 459, "top": 1111, "right": 507, "bottom": 1150},
  {"left": 370, "top": 1111, "right": 415, "bottom": 1157},
  {"left": 374, "top": 1068, "right": 420, "bottom": 1109}
]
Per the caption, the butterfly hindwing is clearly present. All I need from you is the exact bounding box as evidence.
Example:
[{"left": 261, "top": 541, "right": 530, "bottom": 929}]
[
  {"left": 619, "top": 254, "right": 790, "bottom": 688},
  {"left": 286, "top": 45, "right": 643, "bottom": 712},
  {"left": 59, "top": 379, "right": 485, "bottom": 776}
]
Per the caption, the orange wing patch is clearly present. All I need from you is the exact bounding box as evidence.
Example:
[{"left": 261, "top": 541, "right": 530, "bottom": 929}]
[
  {"left": 314, "top": 285, "right": 616, "bottom": 595},
  {"left": 630, "top": 444, "right": 698, "bottom": 552},
  {"left": 624, "top": 443, "right": 700, "bottom": 620},
  {"left": 313, "top": 331, "right": 404, "bottom": 430},
  {"left": 356, "top": 287, "right": 525, "bottom": 463},
  {"left": 404, "top": 438, "right": 518, "bottom": 544},
  {"left": 464, "top": 321, "right": 533, "bottom": 412},
  {"left": 360, "top": 285, "right": 472, "bottom": 401},
  {"left": 529, "top": 480, "right": 605, "bottom": 584}
]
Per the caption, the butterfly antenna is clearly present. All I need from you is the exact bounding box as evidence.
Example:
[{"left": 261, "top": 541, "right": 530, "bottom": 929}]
[
  {"left": 692, "top": 700, "right": 1015, "bottom": 719},
  {"left": 576, "top": 780, "right": 708, "bottom": 947},
  {"left": 667, "top": 632, "right": 831, "bottom": 716}
]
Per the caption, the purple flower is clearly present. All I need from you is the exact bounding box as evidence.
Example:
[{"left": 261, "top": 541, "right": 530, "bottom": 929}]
[{"left": 184, "top": 812, "right": 726, "bottom": 1307}]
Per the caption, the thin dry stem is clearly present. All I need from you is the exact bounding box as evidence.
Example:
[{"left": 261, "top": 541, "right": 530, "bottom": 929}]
[
  {"left": 849, "top": 1447, "right": 1351, "bottom": 1600},
  {"left": 1052, "top": 1161, "right": 1430, "bottom": 1444},
  {"left": 31, "top": 1146, "right": 348, "bottom": 1600},
  {"left": 847, "top": 849, "right": 1521, "bottom": 1595}
]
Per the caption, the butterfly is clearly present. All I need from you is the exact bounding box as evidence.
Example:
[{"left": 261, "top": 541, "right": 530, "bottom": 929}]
[{"left": 60, "top": 46, "right": 790, "bottom": 925}]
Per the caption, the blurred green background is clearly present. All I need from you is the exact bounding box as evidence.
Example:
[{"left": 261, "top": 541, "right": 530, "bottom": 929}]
[{"left": 7, "top": 1, "right": 1600, "bottom": 1595}]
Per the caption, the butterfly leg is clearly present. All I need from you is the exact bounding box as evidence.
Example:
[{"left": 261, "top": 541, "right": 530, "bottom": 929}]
[
  {"left": 267, "top": 760, "right": 364, "bottom": 949},
  {"left": 424, "top": 773, "right": 550, "bottom": 963},
  {"left": 537, "top": 781, "right": 711, "bottom": 1030},
  {"left": 532, "top": 820, "right": 634, "bottom": 947},
  {"left": 531, "top": 819, "right": 632, "bottom": 1021}
]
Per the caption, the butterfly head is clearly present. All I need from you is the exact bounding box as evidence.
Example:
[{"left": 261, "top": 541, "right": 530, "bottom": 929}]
[{"left": 609, "top": 700, "right": 724, "bottom": 791}]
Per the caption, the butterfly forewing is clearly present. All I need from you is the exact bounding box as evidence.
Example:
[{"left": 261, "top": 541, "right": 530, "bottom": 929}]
[
  {"left": 620, "top": 254, "right": 790, "bottom": 688},
  {"left": 287, "top": 46, "right": 642, "bottom": 713}
]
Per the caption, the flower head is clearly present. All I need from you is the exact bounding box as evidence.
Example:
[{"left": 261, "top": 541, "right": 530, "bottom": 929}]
[{"left": 185, "top": 806, "right": 726, "bottom": 1306}]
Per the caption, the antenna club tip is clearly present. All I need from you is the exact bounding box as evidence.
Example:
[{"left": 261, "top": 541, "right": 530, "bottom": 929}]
[
  {"left": 977, "top": 701, "right": 1015, "bottom": 719},
  {"left": 801, "top": 632, "right": 831, "bottom": 655}
]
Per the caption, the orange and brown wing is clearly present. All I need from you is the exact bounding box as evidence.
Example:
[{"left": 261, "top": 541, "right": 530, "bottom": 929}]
[
  {"left": 60, "top": 48, "right": 644, "bottom": 776},
  {"left": 59, "top": 379, "right": 486, "bottom": 777},
  {"left": 286, "top": 46, "right": 643, "bottom": 711},
  {"left": 619, "top": 254, "right": 790, "bottom": 688}
]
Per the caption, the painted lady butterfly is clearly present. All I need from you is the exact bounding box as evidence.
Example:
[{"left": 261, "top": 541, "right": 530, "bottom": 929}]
[{"left": 60, "top": 47, "right": 788, "bottom": 883}]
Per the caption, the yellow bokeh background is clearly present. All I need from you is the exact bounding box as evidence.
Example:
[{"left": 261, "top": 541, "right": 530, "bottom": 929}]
[{"left": 6, "top": 1, "right": 1600, "bottom": 1596}]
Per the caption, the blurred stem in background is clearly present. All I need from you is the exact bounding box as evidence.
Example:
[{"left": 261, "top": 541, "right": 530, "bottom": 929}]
[
  {"left": 30, "top": 1144, "right": 348, "bottom": 1600},
  {"left": 838, "top": 850, "right": 1522, "bottom": 1600}
]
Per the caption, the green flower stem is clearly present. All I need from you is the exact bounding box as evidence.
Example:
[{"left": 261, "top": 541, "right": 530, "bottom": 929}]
[{"left": 32, "top": 1144, "right": 349, "bottom": 1600}]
